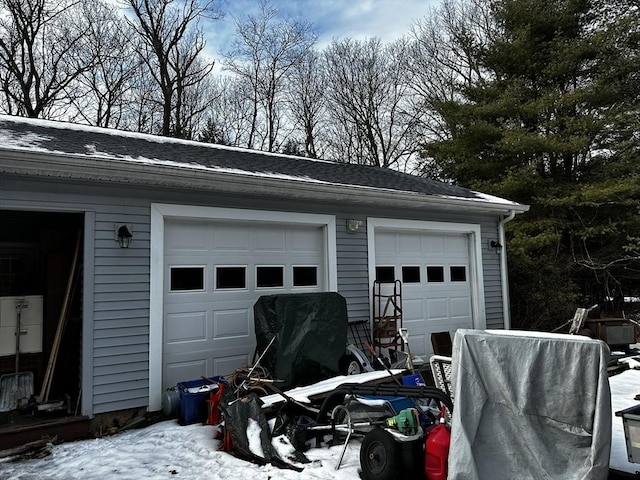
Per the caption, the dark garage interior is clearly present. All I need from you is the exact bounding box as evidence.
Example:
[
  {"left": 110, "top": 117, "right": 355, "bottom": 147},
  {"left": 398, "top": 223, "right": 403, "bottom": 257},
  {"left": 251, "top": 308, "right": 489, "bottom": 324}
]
[{"left": 0, "top": 210, "right": 85, "bottom": 440}]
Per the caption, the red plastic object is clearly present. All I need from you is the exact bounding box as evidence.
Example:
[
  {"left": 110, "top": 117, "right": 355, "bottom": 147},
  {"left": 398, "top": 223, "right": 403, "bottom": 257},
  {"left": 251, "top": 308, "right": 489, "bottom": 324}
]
[
  {"left": 424, "top": 409, "right": 451, "bottom": 480},
  {"left": 205, "top": 382, "right": 225, "bottom": 425}
]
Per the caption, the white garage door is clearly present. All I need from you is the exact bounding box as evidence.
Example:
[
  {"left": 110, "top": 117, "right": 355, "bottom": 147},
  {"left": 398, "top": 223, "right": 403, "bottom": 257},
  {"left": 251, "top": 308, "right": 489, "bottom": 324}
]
[
  {"left": 163, "top": 219, "right": 325, "bottom": 389},
  {"left": 375, "top": 229, "right": 473, "bottom": 357}
]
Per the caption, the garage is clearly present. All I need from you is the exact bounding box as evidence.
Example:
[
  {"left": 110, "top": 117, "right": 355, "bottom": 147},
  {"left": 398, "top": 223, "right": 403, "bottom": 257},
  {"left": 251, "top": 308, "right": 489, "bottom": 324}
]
[
  {"left": 160, "top": 211, "right": 333, "bottom": 389},
  {"left": 368, "top": 219, "right": 485, "bottom": 358},
  {"left": 2, "top": 116, "right": 529, "bottom": 419}
]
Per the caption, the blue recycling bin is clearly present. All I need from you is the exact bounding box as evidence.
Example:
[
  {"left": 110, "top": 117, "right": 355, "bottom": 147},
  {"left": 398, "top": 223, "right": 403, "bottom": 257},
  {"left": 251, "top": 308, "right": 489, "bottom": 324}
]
[{"left": 177, "top": 379, "right": 217, "bottom": 425}]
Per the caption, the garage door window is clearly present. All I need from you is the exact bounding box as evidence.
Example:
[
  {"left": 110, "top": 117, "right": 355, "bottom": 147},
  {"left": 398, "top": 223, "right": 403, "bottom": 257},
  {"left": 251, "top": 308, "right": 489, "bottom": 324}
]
[
  {"left": 293, "top": 266, "right": 318, "bottom": 287},
  {"left": 402, "top": 266, "right": 421, "bottom": 284},
  {"left": 170, "top": 266, "right": 204, "bottom": 291},
  {"left": 450, "top": 266, "right": 467, "bottom": 282},
  {"left": 376, "top": 266, "right": 395, "bottom": 283},
  {"left": 256, "top": 266, "right": 284, "bottom": 288},
  {"left": 426, "top": 266, "right": 445, "bottom": 283},
  {"left": 216, "top": 266, "right": 246, "bottom": 289}
]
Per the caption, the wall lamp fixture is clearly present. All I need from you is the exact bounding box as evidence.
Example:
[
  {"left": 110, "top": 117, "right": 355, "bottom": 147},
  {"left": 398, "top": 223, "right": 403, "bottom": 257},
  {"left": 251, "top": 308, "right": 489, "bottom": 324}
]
[
  {"left": 489, "top": 239, "right": 502, "bottom": 254},
  {"left": 116, "top": 224, "right": 133, "bottom": 248},
  {"left": 346, "top": 219, "right": 363, "bottom": 233}
]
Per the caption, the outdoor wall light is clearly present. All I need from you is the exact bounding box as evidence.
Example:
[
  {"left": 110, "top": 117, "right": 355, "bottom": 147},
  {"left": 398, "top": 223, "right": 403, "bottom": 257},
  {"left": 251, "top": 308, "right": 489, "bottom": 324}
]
[
  {"left": 489, "top": 239, "right": 502, "bottom": 253},
  {"left": 346, "top": 219, "right": 363, "bottom": 233},
  {"left": 116, "top": 224, "right": 133, "bottom": 248}
]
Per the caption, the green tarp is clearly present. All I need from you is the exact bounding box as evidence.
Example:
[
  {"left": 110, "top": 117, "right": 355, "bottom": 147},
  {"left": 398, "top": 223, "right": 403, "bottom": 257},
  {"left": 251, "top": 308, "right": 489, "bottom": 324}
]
[{"left": 253, "top": 292, "right": 348, "bottom": 390}]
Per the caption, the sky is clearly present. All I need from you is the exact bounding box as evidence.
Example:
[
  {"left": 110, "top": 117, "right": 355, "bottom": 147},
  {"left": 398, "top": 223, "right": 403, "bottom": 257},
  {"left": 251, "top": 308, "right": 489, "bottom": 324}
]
[{"left": 207, "top": 0, "right": 440, "bottom": 57}]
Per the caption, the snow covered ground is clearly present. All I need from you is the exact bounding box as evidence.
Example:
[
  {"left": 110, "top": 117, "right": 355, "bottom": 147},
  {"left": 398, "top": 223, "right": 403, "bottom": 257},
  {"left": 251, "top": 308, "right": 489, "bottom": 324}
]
[
  {"left": 609, "top": 360, "right": 640, "bottom": 475},
  {"left": 0, "top": 367, "right": 638, "bottom": 479},
  {"left": 0, "top": 419, "right": 362, "bottom": 480}
]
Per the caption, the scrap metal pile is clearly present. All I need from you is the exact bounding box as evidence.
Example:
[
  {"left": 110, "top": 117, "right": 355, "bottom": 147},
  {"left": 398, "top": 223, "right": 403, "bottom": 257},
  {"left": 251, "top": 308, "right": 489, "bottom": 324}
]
[{"left": 163, "top": 293, "right": 455, "bottom": 480}]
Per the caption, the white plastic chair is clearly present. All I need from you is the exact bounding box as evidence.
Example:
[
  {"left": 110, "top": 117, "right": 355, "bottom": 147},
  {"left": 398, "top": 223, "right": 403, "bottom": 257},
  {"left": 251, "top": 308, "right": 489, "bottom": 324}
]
[{"left": 429, "top": 354, "right": 453, "bottom": 403}]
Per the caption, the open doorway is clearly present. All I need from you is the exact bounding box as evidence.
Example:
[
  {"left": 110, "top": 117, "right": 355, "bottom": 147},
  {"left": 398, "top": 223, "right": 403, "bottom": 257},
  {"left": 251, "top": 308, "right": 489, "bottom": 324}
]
[{"left": 0, "top": 210, "right": 84, "bottom": 419}]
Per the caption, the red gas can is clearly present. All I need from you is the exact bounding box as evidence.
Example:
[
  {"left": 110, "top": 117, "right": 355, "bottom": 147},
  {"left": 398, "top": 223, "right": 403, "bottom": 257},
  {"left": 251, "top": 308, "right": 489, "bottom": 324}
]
[{"left": 424, "top": 410, "right": 451, "bottom": 480}]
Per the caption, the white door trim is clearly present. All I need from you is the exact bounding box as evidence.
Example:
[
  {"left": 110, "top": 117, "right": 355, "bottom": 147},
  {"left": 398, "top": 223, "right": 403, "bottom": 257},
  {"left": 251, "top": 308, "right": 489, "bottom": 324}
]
[
  {"left": 366, "top": 217, "right": 486, "bottom": 331},
  {"left": 148, "top": 203, "right": 337, "bottom": 411}
]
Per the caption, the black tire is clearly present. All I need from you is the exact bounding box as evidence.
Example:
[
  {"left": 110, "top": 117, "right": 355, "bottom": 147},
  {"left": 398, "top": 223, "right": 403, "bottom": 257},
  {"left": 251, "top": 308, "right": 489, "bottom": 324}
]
[
  {"left": 359, "top": 428, "right": 402, "bottom": 480},
  {"left": 340, "top": 354, "right": 363, "bottom": 375}
]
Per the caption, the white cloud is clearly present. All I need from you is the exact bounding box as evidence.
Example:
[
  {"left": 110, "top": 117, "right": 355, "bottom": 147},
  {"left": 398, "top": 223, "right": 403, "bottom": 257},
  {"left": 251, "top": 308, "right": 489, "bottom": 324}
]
[{"left": 206, "top": 0, "right": 439, "bottom": 58}]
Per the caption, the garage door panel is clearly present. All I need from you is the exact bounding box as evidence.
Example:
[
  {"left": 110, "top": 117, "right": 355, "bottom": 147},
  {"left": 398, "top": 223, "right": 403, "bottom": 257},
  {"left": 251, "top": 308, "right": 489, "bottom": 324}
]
[
  {"left": 450, "top": 296, "right": 472, "bottom": 319},
  {"left": 213, "top": 226, "right": 250, "bottom": 251},
  {"left": 166, "top": 254, "right": 212, "bottom": 265},
  {"left": 292, "top": 229, "right": 323, "bottom": 252},
  {"left": 403, "top": 298, "right": 424, "bottom": 322},
  {"left": 213, "top": 354, "right": 251, "bottom": 377},
  {"left": 406, "top": 332, "right": 427, "bottom": 355},
  {"left": 446, "top": 236, "right": 468, "bottom": 255},
  {"left": 424, "top": 235, "right": 446, "bottom": 254},
  {"left": 398, "top": 232, "right": 422, "bottom": 254},
  {"left": 164, "top": 294, "right": 212, "bottom": 307},
  {"left": 212, "top": 308, "right": 250, "bottom": 339},
  {"left": 164, "top": 359, "right": 208, "bottom": 388},
  {"left": 426, "top": 297, "right": 448, "bottom": 320},
  {"left": 375, "top": 233, "right": 397, "bottom": 253},
  {"left": 165, "top": 311, "right": 207, "bottom": 344},
  {"left": 166, "top": 223, "right": 209, "bottom": 252},
  {"left": 426, "top": 321, "right": 456, "bottom": 336},
  {"left": 404, "top": 317, "right": 426, "bottom": 342},
  {"left": 255, "top": 230, "right": 286, "bottom": 252}
]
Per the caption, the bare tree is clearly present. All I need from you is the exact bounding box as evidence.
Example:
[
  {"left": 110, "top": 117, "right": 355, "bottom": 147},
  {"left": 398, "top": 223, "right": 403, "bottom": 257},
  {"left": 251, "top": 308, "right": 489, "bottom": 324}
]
[
  {"left": 407, "top": 0, "right": 496, "bottom": 143},
  {"left": 70, "top": 0, "right": 143, "bottom": 129},
  {"left": 175, "top": 56, "right": 222, "bottom": 139},
  {"left": 323, "top": 37, "right": 420, "bottom": 170},
  {"left": 201, "top": 75, "right": 257, "bottom": 146},
  {"left": 129, "top": 66, "right": 163, "bottom": 134},
  {"left": 123, "top": 0, "right": 221, "bottom": 138},
  {"left": 222, "top": 0, "right": 317, "bottom": 151},
  {"left": 285, "top": 49, "right": 326, "bottom": 158},
  {"left": 0, "top": 0, "right": 95, "bottom": 118}
]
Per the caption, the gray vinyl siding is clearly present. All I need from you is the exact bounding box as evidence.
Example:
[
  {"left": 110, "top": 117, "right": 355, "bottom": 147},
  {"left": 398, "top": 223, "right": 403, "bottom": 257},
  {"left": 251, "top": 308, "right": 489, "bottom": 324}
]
[
  {"left": 336, "top": 215, "right": 370, "bottom": 323},
  {"left": 2, "top": 175, "right": 508, "bottom": 417},
  {"left": 92, "top": 205, "right": 150, "bottom": 415},
  {"left": 479, "top": 216, "right": 505, "bottom": 329}
]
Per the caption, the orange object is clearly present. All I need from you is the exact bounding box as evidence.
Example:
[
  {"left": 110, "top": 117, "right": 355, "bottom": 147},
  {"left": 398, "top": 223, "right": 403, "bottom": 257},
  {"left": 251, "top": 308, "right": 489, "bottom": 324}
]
[{"left": 205, "top": 382, "right": 226, "bottom": 425}]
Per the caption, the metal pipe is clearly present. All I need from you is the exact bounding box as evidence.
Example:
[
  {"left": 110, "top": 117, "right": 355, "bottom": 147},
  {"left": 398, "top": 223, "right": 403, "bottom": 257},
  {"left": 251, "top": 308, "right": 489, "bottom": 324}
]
[{"left": 499, "top": 210, "right": 517, "bottom": 330}]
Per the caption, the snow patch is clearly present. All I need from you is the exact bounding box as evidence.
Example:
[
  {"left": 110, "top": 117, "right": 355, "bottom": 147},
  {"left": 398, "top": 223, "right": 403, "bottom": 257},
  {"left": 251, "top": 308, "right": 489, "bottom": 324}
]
[{"left": 246, "top": 418, "right": 264, "bottom": 458}]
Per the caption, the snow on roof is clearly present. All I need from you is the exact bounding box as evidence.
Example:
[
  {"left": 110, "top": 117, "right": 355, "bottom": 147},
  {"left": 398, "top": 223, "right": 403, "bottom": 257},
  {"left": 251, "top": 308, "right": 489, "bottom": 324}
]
[{"left": 0, "top": 114, "right": 528, "bottom": 212}]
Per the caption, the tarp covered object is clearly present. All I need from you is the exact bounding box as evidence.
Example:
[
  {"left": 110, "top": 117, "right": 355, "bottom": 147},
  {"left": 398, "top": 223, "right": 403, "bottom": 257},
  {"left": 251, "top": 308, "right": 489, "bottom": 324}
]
[
  {"left": 448, "top": 329, "right": 612, "bottom": 480},
  {"left": 218, "top": 392, "right": 302, "bottom": 471},
  {"left": 253, "top": 292, "right": 347, "bottom": 390}
]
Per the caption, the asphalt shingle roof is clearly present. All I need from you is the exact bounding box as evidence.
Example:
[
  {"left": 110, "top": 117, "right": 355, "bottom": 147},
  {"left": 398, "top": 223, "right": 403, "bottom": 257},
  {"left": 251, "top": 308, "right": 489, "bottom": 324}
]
[{"left": 0, "top": 115, "right": 524, "bottom": 211}]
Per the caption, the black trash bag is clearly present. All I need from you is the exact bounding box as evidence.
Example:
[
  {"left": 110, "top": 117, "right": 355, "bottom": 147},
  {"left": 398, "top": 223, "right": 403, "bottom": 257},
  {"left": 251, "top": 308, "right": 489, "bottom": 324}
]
[
  {"left": 271, "top": 416, "right": 312, "bottom": 464},
  {"left": 219, "top": 391, "right": 303, "bottom": 472},
  {"left": 272, "top": 404, "right": 316, "bottom": 463}
]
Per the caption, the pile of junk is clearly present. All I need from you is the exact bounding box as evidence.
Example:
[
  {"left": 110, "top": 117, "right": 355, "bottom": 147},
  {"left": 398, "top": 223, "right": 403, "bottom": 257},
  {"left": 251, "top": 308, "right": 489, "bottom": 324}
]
[
  {"left": 161, "top": 292, "right": 454, "bottom": 480},
  {"left": 161, "top": 292, "right": 616, "bottom": 480}
]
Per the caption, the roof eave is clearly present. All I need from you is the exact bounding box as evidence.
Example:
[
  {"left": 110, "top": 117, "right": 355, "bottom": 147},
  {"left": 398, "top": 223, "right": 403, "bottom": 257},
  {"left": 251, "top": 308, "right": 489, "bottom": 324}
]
[{"left": 0, "top": 149, "right": 529, "bottom": 215}]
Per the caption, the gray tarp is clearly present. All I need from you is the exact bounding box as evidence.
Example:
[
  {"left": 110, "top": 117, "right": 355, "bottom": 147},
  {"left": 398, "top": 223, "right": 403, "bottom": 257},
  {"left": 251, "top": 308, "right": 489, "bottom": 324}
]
[{"left": 448, "top": 329, "right": 612, "bottom": 480}]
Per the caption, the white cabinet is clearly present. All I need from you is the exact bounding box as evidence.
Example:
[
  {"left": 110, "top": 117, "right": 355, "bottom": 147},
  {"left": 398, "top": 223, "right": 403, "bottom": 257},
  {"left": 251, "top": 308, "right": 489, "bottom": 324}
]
[{"left": 0, "top": 295, "right": 43, "bottom": 356}]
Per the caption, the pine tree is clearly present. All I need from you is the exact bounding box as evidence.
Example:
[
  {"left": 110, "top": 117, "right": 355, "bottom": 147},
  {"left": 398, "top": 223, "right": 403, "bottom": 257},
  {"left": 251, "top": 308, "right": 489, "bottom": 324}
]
[{"left": 421, "top": 0, "right": 640, "bottom": 329}]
